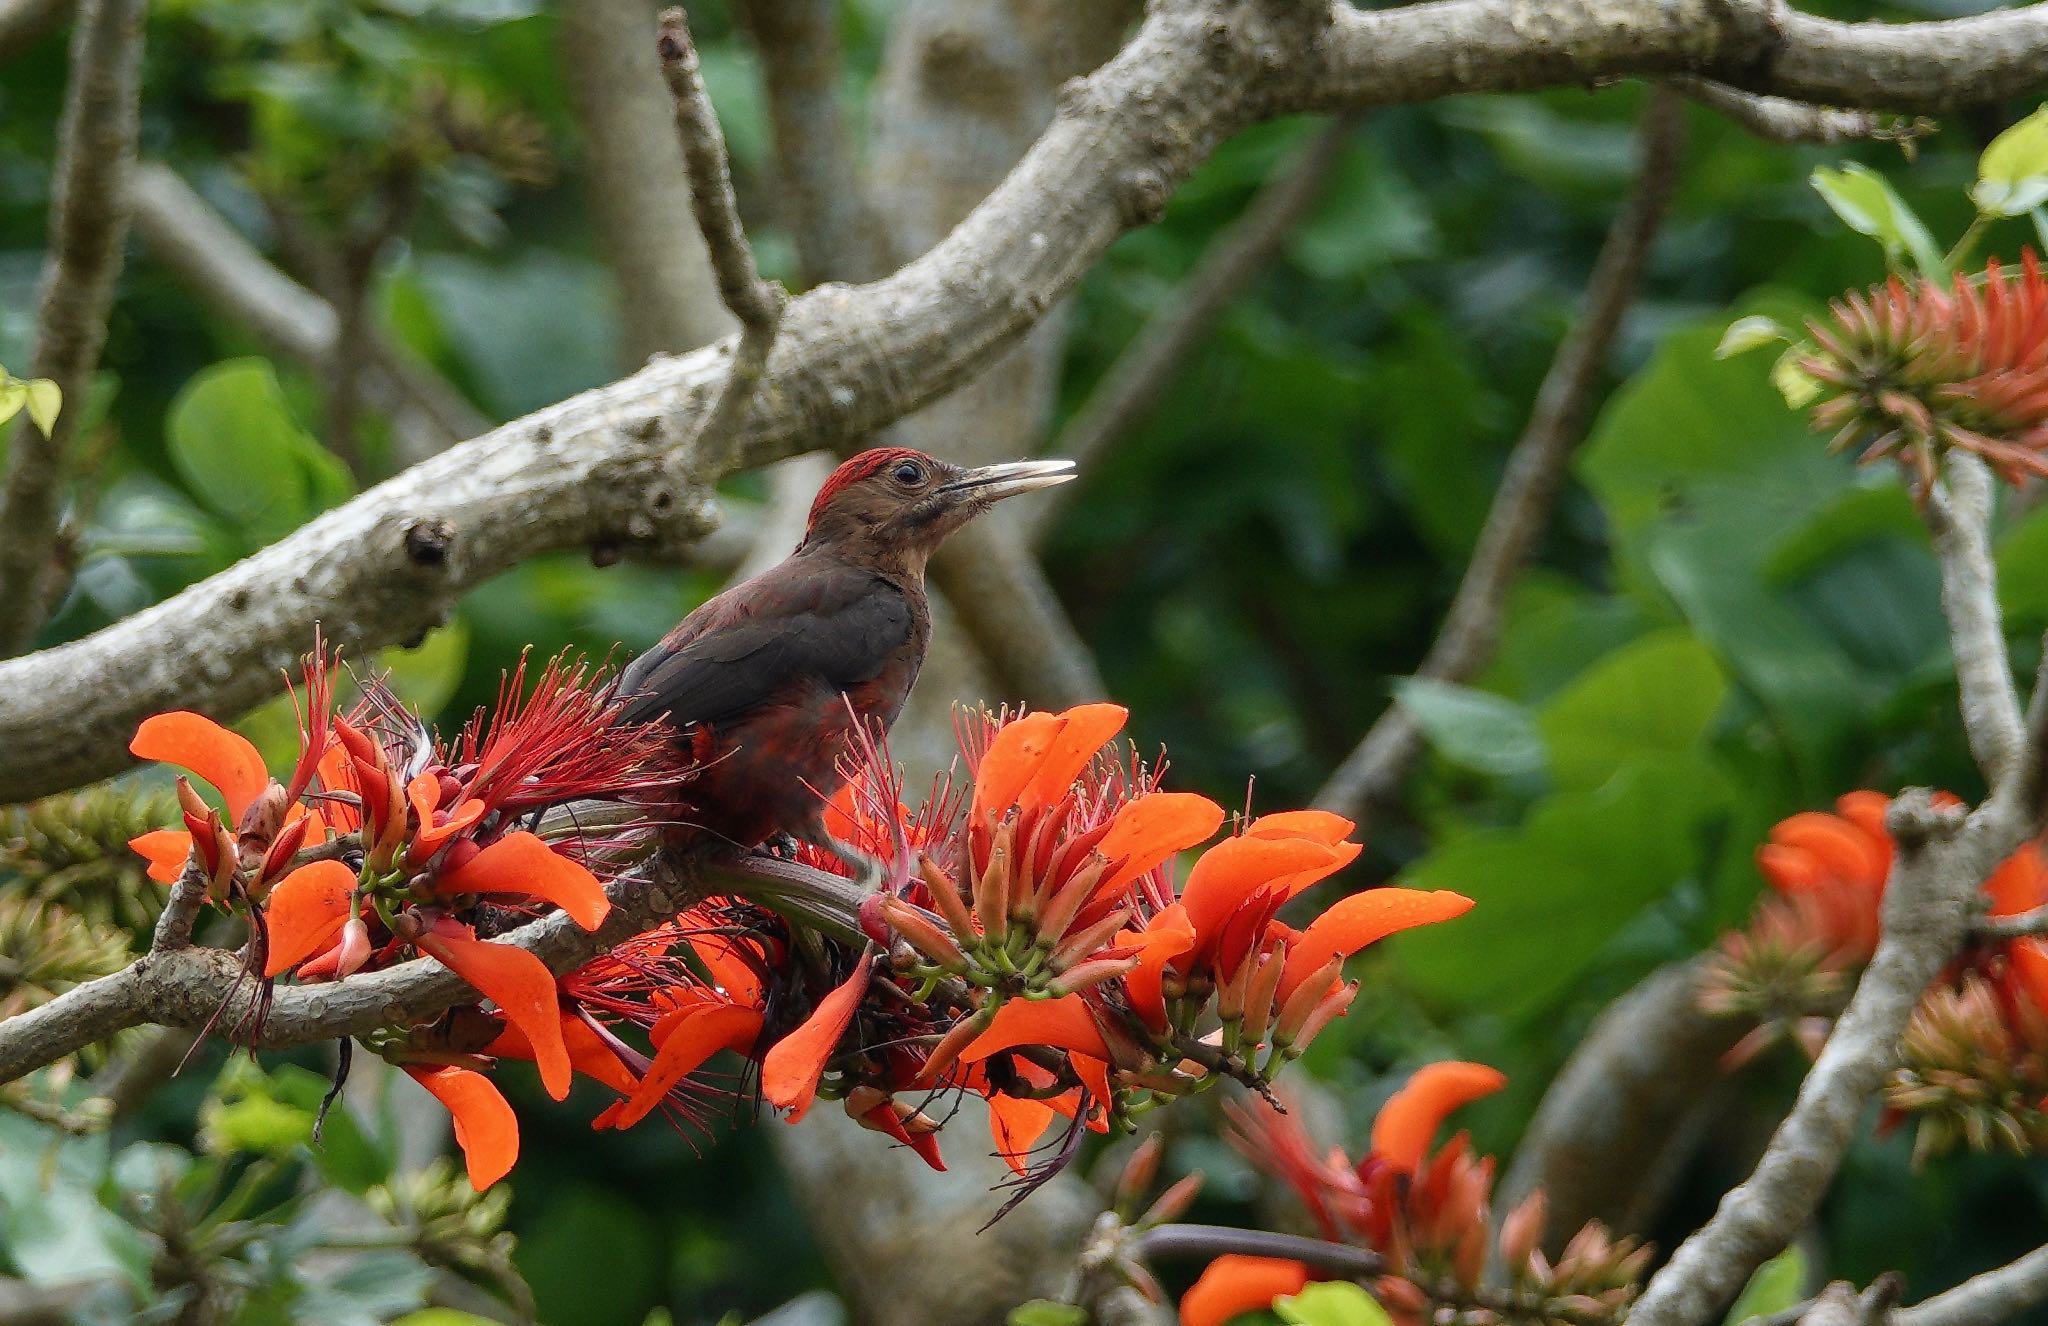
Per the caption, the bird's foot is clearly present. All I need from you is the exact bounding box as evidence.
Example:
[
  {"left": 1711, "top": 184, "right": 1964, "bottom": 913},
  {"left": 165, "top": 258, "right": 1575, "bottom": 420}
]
[{"left": 760, "top": 832, "right": 804, "bottom": 862}]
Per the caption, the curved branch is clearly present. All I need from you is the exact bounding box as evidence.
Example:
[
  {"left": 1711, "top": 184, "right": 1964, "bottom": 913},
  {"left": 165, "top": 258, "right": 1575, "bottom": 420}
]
[
  {"left": 0, "top": 0, "right": 145, "bottom": 656},
  {"left": 5, "top": 0, "right": 2048, "bottom": 802},
  {"left": 1315, "top": 85, "right": 1686, "bottom": 820},
  {"left": 1895, "top": 1245, "right": 2048, "bottom": 1326},
  {"left": 1668, "top": 78, "right": 1899, "bottom": 146}
]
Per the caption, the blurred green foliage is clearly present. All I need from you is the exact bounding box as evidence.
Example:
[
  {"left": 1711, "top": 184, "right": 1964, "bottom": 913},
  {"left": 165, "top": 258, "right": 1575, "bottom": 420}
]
[{"left": 4, "top": 0, "right": 2048, "bottom": 1321}]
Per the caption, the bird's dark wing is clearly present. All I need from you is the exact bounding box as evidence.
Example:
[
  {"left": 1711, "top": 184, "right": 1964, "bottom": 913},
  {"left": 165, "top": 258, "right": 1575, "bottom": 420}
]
[{"left": 614, "top": 565, "right": 914, "bottom": 730}]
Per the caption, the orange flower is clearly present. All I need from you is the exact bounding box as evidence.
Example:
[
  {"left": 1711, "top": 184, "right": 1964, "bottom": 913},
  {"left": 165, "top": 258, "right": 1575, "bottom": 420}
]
[
  {"left": 761, "top": 955, "right": 872, "bottom": 1121},
  {"left": 413, "top": 924, "right": 574, "bottom": 1101},
  {"left": 261, "top": 861, "right": 360, "bottom": 977},
  {"left": 404, "top": 1065, "right": 518, "bottom": 1190},
  {"left": 127, "top": 711, "right": 273, "bottom": 883},
  {"left": 1369, "top": 1061, "right": 1507, "bottom": 1175},
  {"left": 1180, "top": 1254, "right": 1312, "bottom": 1326}
]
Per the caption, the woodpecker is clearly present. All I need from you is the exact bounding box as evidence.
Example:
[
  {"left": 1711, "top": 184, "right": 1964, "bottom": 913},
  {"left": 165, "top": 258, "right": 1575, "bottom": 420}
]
[{"left": 615, "top": 447, "right": 1074, "bottom": 853}]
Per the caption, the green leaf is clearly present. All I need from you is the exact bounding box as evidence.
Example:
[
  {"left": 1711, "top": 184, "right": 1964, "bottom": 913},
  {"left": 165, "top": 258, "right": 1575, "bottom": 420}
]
[
  {"left": 1275, "top": 1282, "right": 1395, "bottom": 1326},
  {"left": 1009, "top": 1301, "right": 1089, "bottom": 1326},
  {"left": 1973, "top": 105, "right": 2048, "bottom": 217},
  {"left": 1770, "top": 346, "right": 1821, "bottom": 410},
  {"left": 1391, "top": 677, "right": 1546, "bottom": 778},
  {"left": 22, "top": 378, "right": 59, "bottom": 436},
  {"left": 1724, "top": 1246, "right": 1810, "bottom": 1325},
  {"left": 1537, "top": 630, "right": 1725, "bottom": 793},
  {"left": 1715, "top": 315, "right": 1788, "bottom": 359},
  {"left": 393, "top": 1310, "right": 513, "bottom": 1326},
  {"left": 1809, "top": 164, "right": 1947, "bottom": 277},
  {"left": 167, "top": 359, "right": 348, "bottom": 544},
  {"left": 1392, "top": 758, "right": 1731, "bottom": 1017},
  {"left": 0, "top": 380, "right": 23, "bottom": 427}
]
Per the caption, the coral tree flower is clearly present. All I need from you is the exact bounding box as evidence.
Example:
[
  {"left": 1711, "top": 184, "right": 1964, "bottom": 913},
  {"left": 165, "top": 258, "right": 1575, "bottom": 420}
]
[{"left": 1801, "top": 250, "right": 2048, "bottom": 492}]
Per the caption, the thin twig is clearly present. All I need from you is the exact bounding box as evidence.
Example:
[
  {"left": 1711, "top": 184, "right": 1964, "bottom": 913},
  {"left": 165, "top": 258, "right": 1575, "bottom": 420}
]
[
  {"left": 150, "top": 855, "right": 210, "bottom": 952},
  {"left": 1977, "top": 901, "right": 2048, "bottom": 941},
  {"left": 0, "top": 0, "right": 145, "bottom": 658},
  {"left": 657, "top": 6, "right": 789, "bottom": 458},
  {"left": 1668, "top": 78, "right": 1922, "bottom": 145},
  {"left": 1315, "top": 86, "right": 1687, "bottom": 821},
  {"left": 1028, "top": 116, "right": 1355, "bottom": 543},
  {"left": 1130, "top": 1223, "right": 1388, "bottom": 1280}
]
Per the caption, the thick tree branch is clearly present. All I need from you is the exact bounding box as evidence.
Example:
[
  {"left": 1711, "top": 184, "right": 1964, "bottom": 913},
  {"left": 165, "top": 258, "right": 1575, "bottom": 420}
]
[
  {"left": 1497, "top": 957, "right": 1745, "bottom": 1252},
  {"left": 3, "top": 0, "right": 2047, "bottom": 803},
  {"left": 1315, "top": 86, "right": 1686, "bottom": 820},
  {"left": 0, "top": 852, "right": 855, "bottom": 1083},
  {"left": 1030, "top": 116, "right": 1354, "bottom": 544},
  {"left": 0, "top": 0, "right": 145, "bottom": 658}
]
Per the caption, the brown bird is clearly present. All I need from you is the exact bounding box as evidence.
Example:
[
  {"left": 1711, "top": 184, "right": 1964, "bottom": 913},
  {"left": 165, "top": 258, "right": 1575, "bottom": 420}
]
[{"left": 615, "top": 447, "right": 1074, "bottom": 854}]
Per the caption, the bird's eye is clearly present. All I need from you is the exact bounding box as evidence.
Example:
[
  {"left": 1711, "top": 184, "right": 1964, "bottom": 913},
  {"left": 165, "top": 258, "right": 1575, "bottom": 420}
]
[{"left": 891, "top": 459, "right": 926, "bottom": 486}]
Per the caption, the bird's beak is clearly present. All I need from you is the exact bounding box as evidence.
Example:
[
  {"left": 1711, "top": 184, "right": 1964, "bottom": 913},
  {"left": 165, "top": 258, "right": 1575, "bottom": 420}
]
[{"left": 936, "top": 458, "right": 1077, "bottom": 503}]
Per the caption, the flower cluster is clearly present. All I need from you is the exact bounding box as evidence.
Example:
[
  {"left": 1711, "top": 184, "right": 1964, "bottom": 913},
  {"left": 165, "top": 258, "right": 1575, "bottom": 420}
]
[
  {"left": 1701, "top": 790, "right": 2048, "bottom": 1161},
  {"left": 128, "top": 645, "right": 683, "bottom": 1186},
  {"left": 1798, "top": 250, "right": 2048, "bottom": 493},
  {"left": 1181, "top": 1064, "right": 1648, "bottom": 1326},
  {"left": 129, "top": 673, "right": 1474, "bottom": 1197}
]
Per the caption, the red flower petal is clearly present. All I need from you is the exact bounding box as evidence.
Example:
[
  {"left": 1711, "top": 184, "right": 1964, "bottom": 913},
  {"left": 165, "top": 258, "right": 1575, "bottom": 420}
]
[
  {"left": 1985, "top": 841, "right": 2048, "bottom": 917},
  {"left": 1180, "top": 1255, "right": 1312, "bottom": 1326},
  {"left": 1769, "top": 811, "right": 1888, "bottom": 890},
  {"left": 1018, "top": 703, "right": 1128, "bottom": 815},
  {"left": 1369, "top": 1061, "right": 1506, "bottom": 1175},
  {"left": 961, "top": 993, "right": 1111, "bottom": 1063},
  {"left": 1243, "top": 809, "right": 1354, "bottom": 845},
  {"left": 130, "top": 711, "right": 269, "bottom": 820},
  {"left": 262, "top": 860, "right": 358, "bottom": 977},
  {"left": 491, "top": 1012, "right": 642, "bottom": 1095},
  {"left": 404, "top": 1065, "right": 519, "bottom": 1190},
  {"left": 1096, "top": 792, "right": 1225, "bottom": 895},
  {"left": 1181, "top": 837, "right": 1339, "bottom": 947},
  {"left": 988, "top": 1093, "right": 1055, "bottom": 1175},
  {"left": 418, "top": 931, "right": 573, "bottom": 1101},
  {"left": 761, "top": 959, "right": 871, "bottom": 1121},
  {"left": 615, "top": 1003, "right": 764, "bottom": 1127},
  {"left": 130, "top": 829, "right": 194, "bottom": 884},
  {"left": 969, "top": 710, "right": 1064, "bottom": 825},
  {"left": 1279, "top": 887, "right": 1473, "bottom": 1003},
  {"left": 1125, "top": 906, "right": 1196, "bottom": 1031},
  {"left": 437, "top": 831, "right": 612, "bottom": 932}
]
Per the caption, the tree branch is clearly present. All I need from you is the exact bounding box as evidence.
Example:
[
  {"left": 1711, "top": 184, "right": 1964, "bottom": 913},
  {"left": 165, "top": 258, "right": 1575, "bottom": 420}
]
[
  {"left": 1894, "top": 1244, "right": 2048, "bottom": 1326},
  {"left": 1667, "top": 78, "right": 1903, "bottom": 146},
  {"left": 3, "top": 0, "right": 2047, "bottom": 802},
  {"left": 1029, "top": 116, "right": 1354, "bottom": 544},
  {"left": 0, "top": 0, "right": 145, "bottom": 657},
  {"left": 0, "top": 851, "right": 861, "bottom": 1084},
  {"left": 1625, "top": 794, "right": 1997, "bottom": 1326},
  {"left": 1927, "top": 456, "right": 2026, "bottom": 792},
  {"left": 0, "top": 0, "right": 68, "bottom": 62},
  {"left": 1315, "top": 85, "right": 1686, "bottom": 821},
  {"left": 658, "top": 6, "right": 789, "bottom": 458},
  {"left": 1497, "top": 957, "right": 1745, "bottom": 1252}
]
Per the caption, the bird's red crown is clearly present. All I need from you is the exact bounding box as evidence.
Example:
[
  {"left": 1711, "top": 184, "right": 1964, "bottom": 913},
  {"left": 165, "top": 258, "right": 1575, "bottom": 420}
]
[{"left": 807, "top": 447, "right": 935, "bottom": 526}]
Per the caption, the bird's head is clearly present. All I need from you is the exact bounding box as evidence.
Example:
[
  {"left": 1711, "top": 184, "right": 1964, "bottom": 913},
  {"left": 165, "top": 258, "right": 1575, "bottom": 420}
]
[{"left": 798, "top": 447, "right": 1075, "bottom": 571}]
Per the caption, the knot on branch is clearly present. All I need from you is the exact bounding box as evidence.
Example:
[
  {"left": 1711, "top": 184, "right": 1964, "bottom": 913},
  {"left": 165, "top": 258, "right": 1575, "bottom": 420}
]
[{"left": 401, "top": 516, "right": 455, "bottom": 567}]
